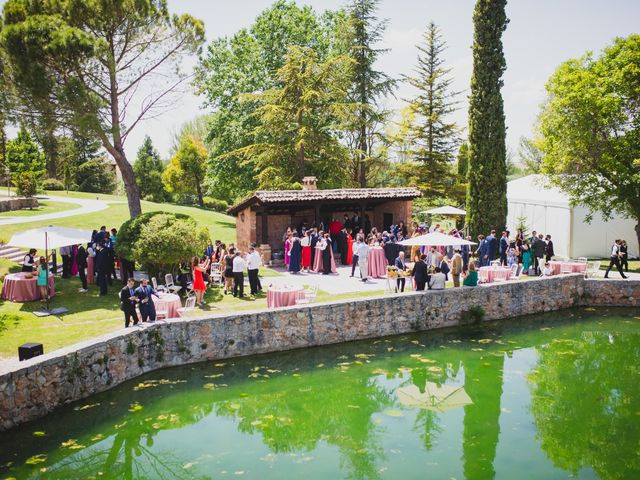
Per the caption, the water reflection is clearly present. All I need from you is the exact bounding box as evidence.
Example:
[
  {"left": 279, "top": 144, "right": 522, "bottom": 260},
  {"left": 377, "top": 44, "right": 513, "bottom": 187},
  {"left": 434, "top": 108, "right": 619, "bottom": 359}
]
[
  {"left": 1, "top": 309, "right": 639, "bottom": 479},
  {"left": 529, "top": 329, "right": 640, "bottom": 479}
]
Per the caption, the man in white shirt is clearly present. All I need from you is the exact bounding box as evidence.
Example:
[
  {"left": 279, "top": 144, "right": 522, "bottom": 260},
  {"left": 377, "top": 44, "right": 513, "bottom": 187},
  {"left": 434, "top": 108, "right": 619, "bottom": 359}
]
[
  {"left": 350, "top": 237, "right": 361, "bottom": 277},
  {"left": 428, "top": 267, "right": 446, "bottom": 290},
  {"left": 246, "top": 244, "right": 262, "bottom": 295},
  {"left": 232, "top": 250, "right": 246, "bottom": 298},
  {"left": 604, "top": 239, "right": 628, "bottom": 279},
  {"left": 356, "top": 236, "right": 369, "bottom": 282}
]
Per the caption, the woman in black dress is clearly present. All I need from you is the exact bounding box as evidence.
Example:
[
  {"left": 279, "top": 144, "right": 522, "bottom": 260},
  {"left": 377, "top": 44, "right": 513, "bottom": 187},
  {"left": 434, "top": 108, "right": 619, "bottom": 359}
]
[{"left": 322, "top": 233, "right": 333, "bottom": 275}]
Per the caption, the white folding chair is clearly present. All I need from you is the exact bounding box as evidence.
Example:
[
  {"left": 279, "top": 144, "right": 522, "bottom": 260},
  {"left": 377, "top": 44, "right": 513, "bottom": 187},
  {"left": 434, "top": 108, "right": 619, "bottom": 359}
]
[
  {"left": 155, "top": 302, "right": 169, "bottom": 320},
  {"left": 508, "top": 263, "right": 519, "bottom": 280},
  {"left": 177, "top": 296, "right": 197, "bottom": 317},
  {"left": 164, "top": 273, "right": 182, "bottom": 294},
  {"left": 584, "top": 261, "right": 601, "bottom": 279},
  {"left": 296, "top": 284, "right": 319, "bottom": 304},
  {"left": 152, "top": 277, "right": 168, "bottom": 294},
  {"left": 560, "top": 263, "right": 573, "bottom": 275},
  {"left": 577, "top": 257, "right": 588, "bottom": 263}
]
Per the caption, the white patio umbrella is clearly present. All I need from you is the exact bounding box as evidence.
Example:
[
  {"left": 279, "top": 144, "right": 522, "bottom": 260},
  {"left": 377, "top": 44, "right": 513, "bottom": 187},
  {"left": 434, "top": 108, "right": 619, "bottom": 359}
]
[
  {"left": 421, "top": 206, "right": 467, "bottom": 216},
  {"left": 8, "top": 226, "right": 93, "bottom": 313},
  {"left": 398, "top": 231, "right": 476, "bottom": 247},
  {"left": 9, "top": 226, "right": 93, "bottom": 250}
]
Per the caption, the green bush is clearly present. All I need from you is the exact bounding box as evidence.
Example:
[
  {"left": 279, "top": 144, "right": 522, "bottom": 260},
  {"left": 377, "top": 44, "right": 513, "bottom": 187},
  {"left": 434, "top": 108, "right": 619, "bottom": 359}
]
[
  {"left": 202, "top": 196, "right": 229, "bottom": 212},
  {"left": 13, "top": 172, "right": 38, "bottom": 198},
  {"left": 133, "top": 214, "right": 208, "bottom": 276},
  {"left": 42, "top": 178, "right": 65, "bottom": 191}
]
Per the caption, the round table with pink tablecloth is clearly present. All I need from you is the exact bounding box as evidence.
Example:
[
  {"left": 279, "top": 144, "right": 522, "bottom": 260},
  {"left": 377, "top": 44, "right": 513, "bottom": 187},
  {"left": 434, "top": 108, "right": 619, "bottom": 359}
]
[
  {"left": 478, "top": 266, "right": 512, "bottom": 283},
  {"left": 367, "top": 247, "right": 388, "bottom": 279},
  {"left": 1, "top": 272, "right": 55, "bottom": 302},
  {"left": 313, "top": 247, "right": 337, "bottom": 273},
  {"left": 267, "top": 286, "right": 305, "bottom": 308},
  {"left": 548, "top": 261, "right": 587, "bottom": 275},
  {"left": 154, "top": 293, "right": 182, "bottom": 319}
]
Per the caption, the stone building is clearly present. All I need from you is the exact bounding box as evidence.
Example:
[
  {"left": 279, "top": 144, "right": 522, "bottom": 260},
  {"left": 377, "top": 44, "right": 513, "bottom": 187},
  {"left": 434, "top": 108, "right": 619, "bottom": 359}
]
[{"left": 228, "top": 177, "right": 421, "bottom": 253}]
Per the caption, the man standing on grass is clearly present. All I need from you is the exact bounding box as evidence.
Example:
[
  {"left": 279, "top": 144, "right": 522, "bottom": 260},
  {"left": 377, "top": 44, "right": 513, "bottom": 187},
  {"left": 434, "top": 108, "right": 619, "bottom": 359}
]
[
  {"left": 95, "top": 242, "right": 109, "bottom": 295},
  {"left": 246, "top": 244, "right": 262, "bottom": 296},
  {"left": 76, "top": 243, "right": 88, "bottom": 292},
  {"left": 120, "top": 278, "right": 138, "bottom": 327},
  {"left": 135, "top": 278, "right": 156, "bottom": 322},
  {"left": 232, "top": 250, "right": 246, "bottom": 298}
]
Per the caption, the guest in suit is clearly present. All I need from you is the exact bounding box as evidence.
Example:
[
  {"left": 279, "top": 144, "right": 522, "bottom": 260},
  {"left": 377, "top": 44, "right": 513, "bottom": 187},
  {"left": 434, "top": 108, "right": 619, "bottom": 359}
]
[
  {"left": 499, "top": 231, "right": 509, "bottom": 265},
  {"left": 475, "top": 235, "right": 486, "bottom": 266},
  {"left": 76, "top": 243, "right": 88, "bottom": 292},
  {"left": 95, "top": 243, "right": 110, "bottom": 296},
  {"left": 461, "top": 237, "right": 471, "bottom": 272},
  {"left": 532, "top": 234, "right": 547, "bottom": 275},
  {"left": 394, "top": 251, "right": 408, "bottom": 292},
  {"left": 545, "top": 234, "right": 555, "bottom": 261},
  {"left": 135, "top": 278, "right": 156, "bottom": 322},
  {"left": 485, "top": 230, "right": 497, "bottom": 263},
  {"left": 120, "top": 278, "right": 139, "bottom": 327},
  {"left": 620, "top": 239, "right": 629, "bottom": 272},
  {"left": 338, "top": 227, "right": 349, "bottom": 265},
  {"left": 321, "top": 233, "right": 333, "bottom": 275},
  {"left": 60, "top": 245, "right": 72, "bottom": 279},
  {"left": 412, "top": 254, "right": 430, "bottom": 291},
  {"left": 451, "top": 249, "right": 463, "bottom": 287}
]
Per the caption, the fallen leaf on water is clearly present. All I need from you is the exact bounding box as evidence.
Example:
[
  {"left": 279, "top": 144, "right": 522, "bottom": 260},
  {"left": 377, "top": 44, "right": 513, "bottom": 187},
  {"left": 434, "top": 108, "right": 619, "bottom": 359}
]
[
  {"left": 292, "top": 373, "right": 301, "bottom": 377},
  {"left": 205, "top": 373, "right": 224, "bottom": 379},
  {"left": 409, "top": 354, "right": 422, "bottom": 359},
  {"left": 410, "top": 340, "right": 420, "bottom": 345},
  {"left": 229, "top": 403, "right": 241, "bottom": 410},
  {"left": 247, "top": 373, "right": 260, "bottom": 378},
  {"left": 251, "top": 420, "right": 263, "bottom": 426},
  {"left": 387, "top": 347, "right": 395, "bottom": 352},
  {"left": 91, "top": 434, "right": 105, "bottom": 442},
  {"left": 25, "top": 454, "right": 47, "bottom": 465},
  {"left": 471, "top": 348, "right": 484, "bottom": 352},
  {"left": 385, "top": 410, "right": 403, "bottom": 417},
  {"left": 266, "top": 369, "right": 281, "bottom": 374},
  {"left": 128, "top": 402, "right": 143, "bottom": 413},
  {"left": 398, "top": 366, "right": 413, "bottom": 373},
  {"left": 478, "top": 339, "right": 493, "bottom": 344},
  {"left": 316, "top": 363, "right": 325, "bottom": 368},
  {"left": 539, "top": 327, "right": 552, "bottom": 331},
  {"left": 213, "top": 363, "right": 226, "bottom": 367},
  {"left": 75, "top": 403, "right": 100, "bottom": 411},
  {"left": 427, "top": 366, "right": 443, "bottom": 373},
  {"left": 372, "top": 368, "right": 387, "bottom": 375},
  {"left": 354, "top": 360, "right": 364, "bottom": 366},
  {"left": 33, "top": 431, "right": 46, "bottom": 437},
  {"left": 239, "top": 393, "right": 249, "bottom": 397},
  {"left": 419, "top": 358, "right": 436, "bottom": 364}
]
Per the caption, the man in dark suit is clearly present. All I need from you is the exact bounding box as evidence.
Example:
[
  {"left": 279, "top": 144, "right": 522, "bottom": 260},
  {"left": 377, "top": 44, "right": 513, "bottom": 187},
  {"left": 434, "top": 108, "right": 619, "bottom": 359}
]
[
  {"left": 394, "top": 251, "right": 408, "bottom": 292},
  {"left": 135, "top": 278, "right": 156, "bottom": 322},
  {"left": 532, "top": 234, "right": 547, "bottom": 275},
  {"left": 499, "top": 231, "right": 509, "bottom": 265},
  {"left": 95, "top": 243, "right": 110, "bottom": 295},
  {"left": 120, "top": 278, "right": 139, "bottom": 327},
  {"left": 412, "top": 254, "right": 430, "bottom": 291},
  {"left": 76, "top": 243, "right": 88, "bottom": 292},
  {"left": 545, "top": 234, "right": 555, "bottom": 261},
  {"left": 485, "top": 230, "right": 497, "bottom": 263}
]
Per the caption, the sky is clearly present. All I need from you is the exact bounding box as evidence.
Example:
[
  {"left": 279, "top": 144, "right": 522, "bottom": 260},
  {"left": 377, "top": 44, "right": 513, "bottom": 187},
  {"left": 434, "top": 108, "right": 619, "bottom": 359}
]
[{"left": 3, "top": 0, "right": 640, "bottom": 163}]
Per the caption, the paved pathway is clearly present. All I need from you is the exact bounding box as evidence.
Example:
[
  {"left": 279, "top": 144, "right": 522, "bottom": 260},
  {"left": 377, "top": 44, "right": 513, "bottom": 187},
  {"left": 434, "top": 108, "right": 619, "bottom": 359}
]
[{"left": 0, "top": 194, "right": 120, "bottom": 226}]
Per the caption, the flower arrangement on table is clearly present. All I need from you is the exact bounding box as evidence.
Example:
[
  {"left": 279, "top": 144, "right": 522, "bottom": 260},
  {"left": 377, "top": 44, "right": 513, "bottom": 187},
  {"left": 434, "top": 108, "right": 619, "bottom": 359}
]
[{"left": 387, "top": 265, "right": 398, "bottom": 278}]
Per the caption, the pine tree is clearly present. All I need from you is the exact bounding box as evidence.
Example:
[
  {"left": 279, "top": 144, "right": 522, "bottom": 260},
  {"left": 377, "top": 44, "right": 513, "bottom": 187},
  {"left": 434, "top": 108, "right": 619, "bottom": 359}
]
[
  {"left": 457, "top": 142, "right": 470, "bottom": 181},
  {"left": 134, "top": 136, "right": 167, "bottom": 202},
  {"left": 466, "top": 0, "right": 509, "bottom": 236},
  {"left": 345, "top": 0, "right": 396, "bottom": 187},
  {"left": 405, "top": 21, "right": 460, "bottom": 197}
]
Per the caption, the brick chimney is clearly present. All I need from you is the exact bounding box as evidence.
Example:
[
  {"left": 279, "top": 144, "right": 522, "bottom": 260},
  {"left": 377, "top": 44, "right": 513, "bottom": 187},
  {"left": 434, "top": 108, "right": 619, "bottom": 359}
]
[{"left": 302, "top": 176, "right": 318, "bottom": 191}]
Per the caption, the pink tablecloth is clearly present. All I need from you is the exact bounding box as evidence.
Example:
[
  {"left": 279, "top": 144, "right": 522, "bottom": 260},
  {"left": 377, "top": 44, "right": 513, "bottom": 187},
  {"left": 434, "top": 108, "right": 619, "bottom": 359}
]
[
  {"left": 267, "top": 286, "right": 305, "bottom": 308},
  {"left": 367, "top": 248, "right": 388, "bottom": 279},
  {"left": 1, "top": 272, "right": 55, "bottom": 302},
  {"left": 313, "top": 247, "right": 337, "bottom": 273},
  {"left": 478, "top": 266, "right": 512, "bottom": 283},
  {"left": 87, "top": 256, "right": 94, "bottom": 284},
  {"left": 548, "top": 261, "right": 587, "bottom": 275},
  {"left": 154, "top": 293, "right": 182, "bottom": 319}
]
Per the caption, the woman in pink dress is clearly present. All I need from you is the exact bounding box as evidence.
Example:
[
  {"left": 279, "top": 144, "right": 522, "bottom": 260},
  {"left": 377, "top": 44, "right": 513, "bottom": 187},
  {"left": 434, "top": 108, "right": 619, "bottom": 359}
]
[{"left": 284, "top": 231, "right": 292, "bottom": 268}]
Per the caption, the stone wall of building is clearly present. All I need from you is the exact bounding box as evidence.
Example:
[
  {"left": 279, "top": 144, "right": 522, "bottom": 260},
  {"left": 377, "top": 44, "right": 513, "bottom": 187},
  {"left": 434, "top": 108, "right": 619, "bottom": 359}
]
[
  {"left": 372, "top": 200, "right": 413, "bottom": 232},
  {"left": 0, "top": 197, "right": 38, "bottom": 213},
  {"left": 234, "top": 207, "right": 256, "bottom": 252},
  {"left": 0, "top": 276, "right": 638, "bottom": 432}
]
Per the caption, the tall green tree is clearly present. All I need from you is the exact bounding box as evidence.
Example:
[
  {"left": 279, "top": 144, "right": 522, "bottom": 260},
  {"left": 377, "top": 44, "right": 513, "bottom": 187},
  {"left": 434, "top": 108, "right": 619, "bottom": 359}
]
[
  {"left": 196, "top": 0, "right": 345, "bottom": 202},
  {"left": 537, "top": 35, "right": 640, "bottom": 251},
  {"left": 457, "top": 142, "right": 470, "bottom": 182},
  {"left": 345, "top": 0, "right": 395, "bottom": 187},
  {"left": 134, "top": 136, "right": 167, "bottom": 202},
  {"left": 0, "top": 0, "right": 204, "bottom": 217},
  {"left": 225, "top": 46, "right": 353, "bottom": 189},
  {"left": 517, "top": 136, "right": 543, "bottom": 174},
  {"left": 405, "top": 21, "right": 460, "bottom": 197},
  {"left": 6, "top": 125, "right": 45, "bottom": 197},
  {"left": 466, "top": 0, "right": 509, "bottom": 236},
  {"left": 163, "top": 134, "right": 207, "bottom": 207}
]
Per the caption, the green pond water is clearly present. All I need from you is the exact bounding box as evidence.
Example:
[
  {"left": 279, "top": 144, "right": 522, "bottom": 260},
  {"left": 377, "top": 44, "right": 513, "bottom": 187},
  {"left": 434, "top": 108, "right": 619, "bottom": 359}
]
[{"left": 1, "top": 307, "right": 640, "bottom": 480}]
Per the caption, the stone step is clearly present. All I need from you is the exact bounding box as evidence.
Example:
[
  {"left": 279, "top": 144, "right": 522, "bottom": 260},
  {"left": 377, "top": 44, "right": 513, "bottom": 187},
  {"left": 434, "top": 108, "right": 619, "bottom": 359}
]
[{"left": 0, "top": 246, "right": 21, "bottom": 256}]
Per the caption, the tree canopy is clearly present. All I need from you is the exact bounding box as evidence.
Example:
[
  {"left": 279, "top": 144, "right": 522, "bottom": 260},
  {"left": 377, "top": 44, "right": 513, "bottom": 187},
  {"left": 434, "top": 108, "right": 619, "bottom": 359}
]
[
  {"left": 0, "top": 0, "right": 205, "bottom": 217},
  {"left": 163, "top": 134, "right": 207, "bottom": 206},
  {"left": 5, "top": 124, "right": 45, "bottom": 197},
  {"left": 537, "top": 34, "right": 640, "bottom": 248},
  {"left": 134, "top": 136, "right": 167, "bottom": 202}
]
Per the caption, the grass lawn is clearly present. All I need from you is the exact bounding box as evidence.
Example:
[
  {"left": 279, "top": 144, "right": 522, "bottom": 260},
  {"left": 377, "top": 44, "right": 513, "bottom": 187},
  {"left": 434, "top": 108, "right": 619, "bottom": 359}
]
[
  {"left": 0, "top": 200, "right": 79, "bottom": 218},
  {"left": 0, "top": 191, "right": 236, "bottom": 244}
]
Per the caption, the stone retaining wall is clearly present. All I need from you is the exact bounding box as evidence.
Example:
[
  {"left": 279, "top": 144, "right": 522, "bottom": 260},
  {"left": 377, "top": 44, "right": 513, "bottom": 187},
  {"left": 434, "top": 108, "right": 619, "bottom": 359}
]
[
  {"left": 0, "top": 197, "right": 38, "bottom": 213},
  {"left": 0, "top": 276, "right": 638, "bottom": 431}
]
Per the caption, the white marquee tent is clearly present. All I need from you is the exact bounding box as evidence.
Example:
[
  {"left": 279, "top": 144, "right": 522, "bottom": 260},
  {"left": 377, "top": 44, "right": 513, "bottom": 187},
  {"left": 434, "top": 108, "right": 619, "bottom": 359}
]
[{"left": 507, "top": 175, "right": 638, "bottom": 259}]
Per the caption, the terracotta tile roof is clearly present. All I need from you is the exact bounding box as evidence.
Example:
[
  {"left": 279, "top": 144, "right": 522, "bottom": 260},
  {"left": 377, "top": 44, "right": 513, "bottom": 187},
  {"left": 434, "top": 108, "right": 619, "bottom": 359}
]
[{"left": 228, "top": 187, "right": 422, "bottom": 215}]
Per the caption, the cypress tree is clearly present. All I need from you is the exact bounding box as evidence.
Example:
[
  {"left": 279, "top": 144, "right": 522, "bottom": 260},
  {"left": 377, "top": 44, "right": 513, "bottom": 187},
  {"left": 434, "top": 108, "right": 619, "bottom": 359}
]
[
  {"left": 466, "top": 0, "right": 509, "bottom": 236},
  {"left": 404, "top": 21, "right": 460, "bottom": 197}
]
